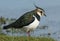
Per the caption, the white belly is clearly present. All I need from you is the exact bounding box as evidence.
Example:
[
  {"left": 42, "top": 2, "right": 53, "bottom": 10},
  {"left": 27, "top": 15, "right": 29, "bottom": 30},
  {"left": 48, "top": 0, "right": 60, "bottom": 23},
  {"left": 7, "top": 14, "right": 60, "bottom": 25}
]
[{"left": 22, "top": 16, "right": 40, "bottom": 32}]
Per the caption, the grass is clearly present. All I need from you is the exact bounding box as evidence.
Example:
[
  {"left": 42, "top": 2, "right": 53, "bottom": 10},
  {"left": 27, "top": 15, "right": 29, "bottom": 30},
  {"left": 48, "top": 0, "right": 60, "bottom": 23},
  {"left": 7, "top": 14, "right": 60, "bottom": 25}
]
[{"left": 0, "top": 34, "right": 56, "bottom": 41}]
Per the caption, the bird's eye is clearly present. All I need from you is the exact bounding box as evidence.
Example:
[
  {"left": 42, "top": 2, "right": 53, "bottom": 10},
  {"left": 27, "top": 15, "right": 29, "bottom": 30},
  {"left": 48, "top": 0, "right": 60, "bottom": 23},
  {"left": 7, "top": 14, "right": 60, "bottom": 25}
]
[
  {"left": 40, "top": 11, "right": 42, "bottom": 15},
  {"left": 40, "top": 11, "right": 42, "bottom": 13}
]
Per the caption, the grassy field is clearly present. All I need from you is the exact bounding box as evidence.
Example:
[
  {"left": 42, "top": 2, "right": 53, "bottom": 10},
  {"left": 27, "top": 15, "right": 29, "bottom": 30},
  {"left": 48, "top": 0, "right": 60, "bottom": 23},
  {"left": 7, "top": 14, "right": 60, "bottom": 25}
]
[{"left": 0, "top": 34, "right": 56, "bottom": 41}]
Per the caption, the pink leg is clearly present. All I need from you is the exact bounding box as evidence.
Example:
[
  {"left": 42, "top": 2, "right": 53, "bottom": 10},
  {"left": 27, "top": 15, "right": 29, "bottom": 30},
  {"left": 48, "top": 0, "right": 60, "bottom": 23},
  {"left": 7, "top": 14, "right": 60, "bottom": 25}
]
[{"left": 27, "top": 31, "right": 30, "bottom": 36}]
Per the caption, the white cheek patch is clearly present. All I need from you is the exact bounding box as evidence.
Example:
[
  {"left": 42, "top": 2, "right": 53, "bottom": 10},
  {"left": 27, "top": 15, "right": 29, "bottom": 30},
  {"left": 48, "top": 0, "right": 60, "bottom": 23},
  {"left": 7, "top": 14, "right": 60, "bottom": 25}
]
[{"left": 37, "top": 12, "right": 42, "bottom": 17}]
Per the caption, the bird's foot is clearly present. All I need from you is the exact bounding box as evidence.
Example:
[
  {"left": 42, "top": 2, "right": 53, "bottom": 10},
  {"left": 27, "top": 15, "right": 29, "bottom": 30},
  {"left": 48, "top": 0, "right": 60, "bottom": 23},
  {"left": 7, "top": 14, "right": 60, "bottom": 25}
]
[{"left": 27, "top": 31, "right": 30, "bottom": 37}]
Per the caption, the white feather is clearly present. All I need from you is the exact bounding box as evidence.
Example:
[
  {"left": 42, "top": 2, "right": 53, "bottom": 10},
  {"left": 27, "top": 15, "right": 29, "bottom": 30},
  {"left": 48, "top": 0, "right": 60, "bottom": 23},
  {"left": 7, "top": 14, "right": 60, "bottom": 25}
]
[
  {"left": 37, "top": 12, "right": 42, "bottom": 17},
  {"left": 21, "top": 15, "right": 40, "bottom": 32}
]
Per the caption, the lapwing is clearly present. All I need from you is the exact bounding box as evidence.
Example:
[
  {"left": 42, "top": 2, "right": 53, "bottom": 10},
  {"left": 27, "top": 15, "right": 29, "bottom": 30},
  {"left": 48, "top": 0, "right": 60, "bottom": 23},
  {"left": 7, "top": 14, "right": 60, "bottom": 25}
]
[{"left": 3, "top": 5, "right": 46, "bottom": 36}]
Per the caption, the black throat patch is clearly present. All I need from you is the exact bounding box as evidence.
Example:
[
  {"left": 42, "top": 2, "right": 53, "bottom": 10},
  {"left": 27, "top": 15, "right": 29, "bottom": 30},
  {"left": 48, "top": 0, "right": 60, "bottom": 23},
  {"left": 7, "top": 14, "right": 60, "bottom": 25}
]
[{"left": 34, "top": 13, "right": 40, "bottom": 21}]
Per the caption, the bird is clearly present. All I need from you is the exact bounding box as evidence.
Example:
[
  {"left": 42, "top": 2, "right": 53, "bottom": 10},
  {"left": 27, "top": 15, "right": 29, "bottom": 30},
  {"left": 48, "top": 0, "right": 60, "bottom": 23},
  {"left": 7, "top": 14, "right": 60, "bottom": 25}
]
[{"left": 3, "top": 5, "right": 46, "bottom": 36}]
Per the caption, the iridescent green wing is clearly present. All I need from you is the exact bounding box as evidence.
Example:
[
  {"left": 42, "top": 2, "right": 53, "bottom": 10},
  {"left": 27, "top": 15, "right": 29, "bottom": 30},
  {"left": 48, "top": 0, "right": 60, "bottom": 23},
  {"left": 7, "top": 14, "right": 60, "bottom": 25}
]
[{"left": 13, "top": 12, "right": 35, "bottom": 28}]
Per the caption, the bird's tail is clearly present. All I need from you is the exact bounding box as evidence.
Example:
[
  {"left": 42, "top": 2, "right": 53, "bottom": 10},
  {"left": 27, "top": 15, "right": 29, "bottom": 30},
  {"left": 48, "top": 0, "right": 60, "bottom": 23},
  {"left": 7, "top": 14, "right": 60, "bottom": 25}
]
[{"left": 3, "top": 24, "right": 13, "bottom": 29}]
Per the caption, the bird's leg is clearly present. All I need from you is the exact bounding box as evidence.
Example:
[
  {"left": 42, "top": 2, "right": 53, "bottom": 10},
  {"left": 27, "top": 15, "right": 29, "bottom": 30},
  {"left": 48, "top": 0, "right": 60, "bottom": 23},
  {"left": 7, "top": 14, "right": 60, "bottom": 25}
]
[{"left": 27, "top": 31, "right": 30, "bottom": 37}]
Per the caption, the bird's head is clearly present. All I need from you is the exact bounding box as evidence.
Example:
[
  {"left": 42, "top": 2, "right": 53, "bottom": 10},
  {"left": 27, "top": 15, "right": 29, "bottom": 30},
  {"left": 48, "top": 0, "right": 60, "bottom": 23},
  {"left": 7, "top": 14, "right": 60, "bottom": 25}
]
[{"left": 35, "top": 5, "right": 46, "bottom": 17}]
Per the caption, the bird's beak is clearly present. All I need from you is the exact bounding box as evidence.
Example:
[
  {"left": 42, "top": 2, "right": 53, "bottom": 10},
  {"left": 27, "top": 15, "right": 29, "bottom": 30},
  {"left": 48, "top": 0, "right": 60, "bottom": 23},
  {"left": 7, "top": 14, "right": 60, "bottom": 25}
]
[{"left": 44, "top": 14, "right": 46, "bottom": 17}]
